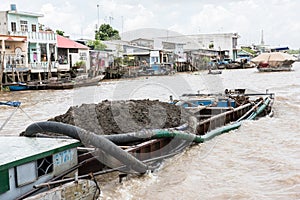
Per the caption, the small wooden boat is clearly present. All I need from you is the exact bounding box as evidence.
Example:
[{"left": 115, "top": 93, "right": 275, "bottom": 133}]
[
  {"left": 208, "top": 69, "right": 222, "bottom": 75},
  {"left": 46, "top": 81, "right": 75, "bottom": 90},
  {"left": 6, "top": 82, "right": 29, "bottom": 91},
  {"left": 47, "top": 75, "right": 104, "bottom": 90}
]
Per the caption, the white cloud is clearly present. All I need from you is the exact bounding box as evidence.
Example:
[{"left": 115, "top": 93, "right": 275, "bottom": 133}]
[{"left": 123, "top": 4, "right": 155, "bottom": 31}]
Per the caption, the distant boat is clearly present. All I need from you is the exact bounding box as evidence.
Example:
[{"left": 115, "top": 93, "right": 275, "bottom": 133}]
[
  {"left": 208, "top": 66, "right": 222, "bottom": 75},
  {"left": 251, "top": 52, "right": 296, "bottom": 72},
  {"left": 208, "top": 69, "right": 222, "bottom": 75}
]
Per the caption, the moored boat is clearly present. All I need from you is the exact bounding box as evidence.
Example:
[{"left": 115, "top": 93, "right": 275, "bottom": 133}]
[
  {"left": 6, "top": 82, "right": 29, "bottom": 91},
  {"left": 46, "top": 74, "right": 105, "bottom": 90}
]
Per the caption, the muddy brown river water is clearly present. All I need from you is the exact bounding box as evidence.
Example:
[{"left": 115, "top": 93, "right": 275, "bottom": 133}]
[{"left": 1, "top": 63, "right": 299, "bottom": 199}]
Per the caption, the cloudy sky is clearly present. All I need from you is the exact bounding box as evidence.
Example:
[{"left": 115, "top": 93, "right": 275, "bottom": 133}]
[{"left": 1, "top": 0, "right": 299, "bottom": 49}]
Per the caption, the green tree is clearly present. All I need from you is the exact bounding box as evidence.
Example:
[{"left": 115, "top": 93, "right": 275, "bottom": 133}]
[
  {"left": 87, "top": 40, "right": 107, "bottom": 50},
  {"left": 56, "top": 30, "right": 65, "bottom": 36},
  {"left": 287, "top": 49, "right": 300, "bottom": 54},
  {"left": 241, "top": 47, "right": 256, "bottom": 55},
  {"left": 95, "top": 24, "right": 121, "bottom": 41}
]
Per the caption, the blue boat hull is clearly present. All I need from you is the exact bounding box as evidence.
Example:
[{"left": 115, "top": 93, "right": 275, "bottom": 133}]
[{"left": 8, "top": 85, "right": 29, "bottom": 91}]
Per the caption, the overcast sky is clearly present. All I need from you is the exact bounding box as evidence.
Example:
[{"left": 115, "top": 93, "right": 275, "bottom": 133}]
[{"left": 1, "top": 0, "right": 299, "bottom": 49}]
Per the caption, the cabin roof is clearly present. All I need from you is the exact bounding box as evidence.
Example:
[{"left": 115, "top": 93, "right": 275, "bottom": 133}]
[{"left": 0, "top": 137, "right": 81, "bottom": 171}]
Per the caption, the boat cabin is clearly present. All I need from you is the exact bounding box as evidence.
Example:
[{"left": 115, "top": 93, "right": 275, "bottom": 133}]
[{"left": 0, "top": 136, "right": 81, "bottom": 200}]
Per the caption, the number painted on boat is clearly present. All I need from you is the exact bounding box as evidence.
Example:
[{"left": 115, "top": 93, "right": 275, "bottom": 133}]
[{"left": 54, "top": 149, "right": 74, "bottom": 165}]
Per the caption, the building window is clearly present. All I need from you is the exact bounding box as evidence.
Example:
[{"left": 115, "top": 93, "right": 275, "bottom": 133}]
[
  {"left": 11, "top": 22, "right": 16, "bottom": 32},
  {"left": 39, "top": 44, "right": 47, "bottom": 61},
  {"left": 0, "top": 45, "right": 11, "bottom": 49},
  {"left": 20, "top": 20, "right": 28, "bottom": 32},
  {"left": 232, "top": 38, "right": 237, "bottom": 49},
  {"left": 69, "top": 49, "right": 78, "bottom": 53},
  {"left": 32, "top": 24, "right": 36, "bottom": 32},
  {"left": 150, "top": 57, "right": 159, "bottom": 63},
  {"left": 58, "top": 49, "right": 68, "bottom": 64}
]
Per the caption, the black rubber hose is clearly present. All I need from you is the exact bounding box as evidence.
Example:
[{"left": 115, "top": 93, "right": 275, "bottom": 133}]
[
  {"left": 24, "top": 121, "right": 149, "bottom": 174},
  {"left": 104, "top": 129, "right": 155, "bottom": 144}
]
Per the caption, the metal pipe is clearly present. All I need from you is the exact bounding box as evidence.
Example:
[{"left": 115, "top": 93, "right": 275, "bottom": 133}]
[
  {"left": 247, "top": 97, "right": 271, "bottom": 120},
  {"left": 237, "top": 100, "right": 263, "bottom": 122}
]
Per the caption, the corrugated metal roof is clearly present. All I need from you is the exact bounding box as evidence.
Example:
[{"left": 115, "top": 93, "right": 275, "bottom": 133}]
[{"left": 57, "top": 35, "right": 89, "bottom": 49}]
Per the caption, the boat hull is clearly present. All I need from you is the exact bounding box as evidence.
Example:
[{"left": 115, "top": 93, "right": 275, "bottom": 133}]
[
  {"left": 8, "top": 85, "right": 29, "bottom": 91},
  {"left": 47, "top": 75, "right": 104, "bottom": 90},
  {"left": 257, "top": 65, "right": 292, "bottom": 72}
]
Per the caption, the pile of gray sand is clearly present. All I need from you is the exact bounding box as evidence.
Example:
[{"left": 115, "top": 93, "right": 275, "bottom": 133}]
[{"left": 48, "top": 99, "right": 196, "bottom": 135}]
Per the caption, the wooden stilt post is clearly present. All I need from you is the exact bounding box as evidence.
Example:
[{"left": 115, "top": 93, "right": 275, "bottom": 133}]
[
  {"left": 16, "top": 70, "right": 21, "bottom": 82},
  {"left": 0, "top": 52, "right": 3, "bottom": 91},
  {"left": 5, "top": 72, "right": 8, "bottom": 84},
  {"left": 21, "top": 72, "right": 24, "bottom": 82},
  {"left": 27, "top": 71, "right": 31, "bottom": 82},
  {"left": 12, "top": 65, "right": 15, "bottom": 82},
  {"left": 38, "top": 72, "right": 42, "bottom": 83}
]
